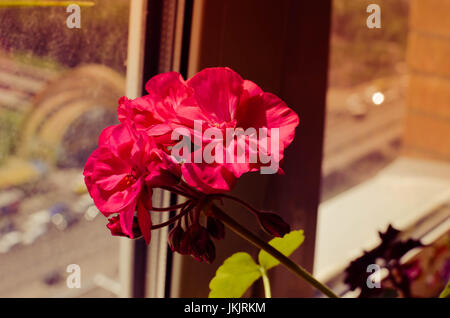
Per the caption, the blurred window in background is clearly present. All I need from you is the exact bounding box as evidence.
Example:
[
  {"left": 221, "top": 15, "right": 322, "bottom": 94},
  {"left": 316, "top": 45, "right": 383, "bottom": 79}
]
[
  {"left": 316, "top": 0, "right": 450, "bottom": 297},
  {"left": 322, "top": 0, "right": 409, "bottom": 201},
  {"left": 0, "top": 0, "right": 129, "bottom": 297}
]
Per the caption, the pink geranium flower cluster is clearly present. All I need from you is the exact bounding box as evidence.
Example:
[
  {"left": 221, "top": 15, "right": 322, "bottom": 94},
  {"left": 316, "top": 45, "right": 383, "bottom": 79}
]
[{"left": 84, "top": 67, "right": 299, "bottom": 262}]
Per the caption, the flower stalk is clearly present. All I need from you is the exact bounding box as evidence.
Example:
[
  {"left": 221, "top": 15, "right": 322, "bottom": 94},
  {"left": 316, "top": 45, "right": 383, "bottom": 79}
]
[
  {"left": 260, "top": 268, "right": 272, "bottom": 298},
  {"left": 211, "top": 205, "right": 339, "bottom": 298}
]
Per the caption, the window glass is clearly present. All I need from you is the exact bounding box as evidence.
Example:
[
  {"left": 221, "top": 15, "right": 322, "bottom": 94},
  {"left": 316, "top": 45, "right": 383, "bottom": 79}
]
[
  {"left": 0, "top": 0, "right": 129, "bottom": 297},
  {"left": 322, "top": 0, "right": 409, "bottom": 201},
  {"left": 315, "top": 0, "right": 411, "bottom": 280},
  {"left": 318, "top": 1, "right": 449, "bottom": 292}
]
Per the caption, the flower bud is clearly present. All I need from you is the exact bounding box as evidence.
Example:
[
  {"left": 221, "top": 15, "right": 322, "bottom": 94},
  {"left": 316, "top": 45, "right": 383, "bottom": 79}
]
[
  {"left": 256, "top": 211, "right": 290, "bottom": 237},
  {"left": 168, "top": 224, "right": 185, "bottom": 252},
  {"left": 206, "top": 216, "right": 225, "bottom": 240},
  {"left": 179, "top": 227, "right": 193, "bottom": 255},
  {"left": 182, "top": 223, "right": 217, "bottom": 263},
  {"left": 189, "top": 225, "right": 209, "bottom": 260},
  {"left": 106, "top": 215, "right": 142, "bottom": 239},
  {"left": 202, "top": 238, "right": 216, "bottom": 263}
]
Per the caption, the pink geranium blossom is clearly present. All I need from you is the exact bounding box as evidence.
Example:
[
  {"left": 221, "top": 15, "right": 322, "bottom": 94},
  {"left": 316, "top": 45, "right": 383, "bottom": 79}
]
[
  {"left": 117, "top": 72, "right": 194, "bottom": 138},
  {"left": 84, "top": 67, "right": 297, "bottom": 263},
  {"left": 118, "top": 67, "right": 299, "bottom": 194},
  {"left": 83, "top": 124, "right": 179, "bottom": 244}
]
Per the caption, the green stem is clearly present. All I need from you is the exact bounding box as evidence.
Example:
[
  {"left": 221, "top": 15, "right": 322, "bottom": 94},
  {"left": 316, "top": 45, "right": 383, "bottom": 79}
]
[
  {"left": 211, "top": 205, "right": 338, "bottom": 298},
  {"left": 260, "top": 268, "right": 272, "bottom": 298}
]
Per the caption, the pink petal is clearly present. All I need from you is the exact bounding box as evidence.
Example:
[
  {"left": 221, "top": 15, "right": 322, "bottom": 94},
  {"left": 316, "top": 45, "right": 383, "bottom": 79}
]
[
  {"left": 117, "top": 96, "right": 131, "bottom": 123},
  {"left": 95, "top": 173, "right": 128, "bottom": 191},
  {"left": 137, "top": 199, "right": 152, "bottom": 245},
  {"left": 187, "top": 67, "right": 243, "bottom": 123},
  {"left": 98, "top": 124, "right": 120, "bottom": 146},
  {"left": 240, "top": 79, "right": 263, "bottom": 104},
  {"left": 145, "top": 72, "right": 194, "bottom": 112},
  {"left": 237, "top": 92, "right": 299, "bottom": 151},
  {"left": 181, "top": 161, "right": 236, "bottom": 194},
  {"left": 120, "top": 206, "right": 135, "bottom": 238}
]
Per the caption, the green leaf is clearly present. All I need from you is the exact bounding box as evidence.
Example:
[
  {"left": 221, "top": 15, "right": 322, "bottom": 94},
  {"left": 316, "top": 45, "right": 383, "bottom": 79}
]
[
  {"left": 208, "top": 230, "right": 305, "bottom": 298},
  {"left": 258, "top": 230, "right": 305, "bottom": 270},
  {"left": 209, "top": 252, "right": 262, "bottom": 298},
  {"left": 440, "top": 281, "right": 450, "bottom": 298}
]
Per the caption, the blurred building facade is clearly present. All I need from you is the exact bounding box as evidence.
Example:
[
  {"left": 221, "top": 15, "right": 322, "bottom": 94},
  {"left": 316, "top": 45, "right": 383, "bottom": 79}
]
[{"left": 404, "top": 0, "right": 450, "bottom": 161}]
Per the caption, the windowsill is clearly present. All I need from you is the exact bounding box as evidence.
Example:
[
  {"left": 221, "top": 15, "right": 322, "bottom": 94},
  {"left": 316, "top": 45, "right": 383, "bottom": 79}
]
[{"left": 314, "top": 156, "right": 450, "bottom": 282}]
